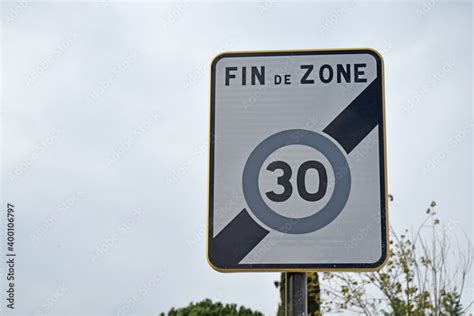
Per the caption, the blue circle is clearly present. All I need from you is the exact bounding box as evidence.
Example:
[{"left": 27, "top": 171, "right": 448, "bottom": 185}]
[{"left": 242, "top": 129, "right": 351, "bottom": 234}]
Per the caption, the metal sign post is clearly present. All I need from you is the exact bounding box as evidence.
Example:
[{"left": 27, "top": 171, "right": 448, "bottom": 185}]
[{"left": 286, "top": 272, "right": 307, "bottom": 316}]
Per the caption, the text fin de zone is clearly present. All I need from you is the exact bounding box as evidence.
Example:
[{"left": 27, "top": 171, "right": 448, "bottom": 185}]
[{"left": 224, "top": 64, "right": 368, "bottom": 86}]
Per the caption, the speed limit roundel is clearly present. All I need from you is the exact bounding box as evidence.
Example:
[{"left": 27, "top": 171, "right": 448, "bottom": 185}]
[{"left": 207, "top": 49, "right": 388, "bottom": 272}]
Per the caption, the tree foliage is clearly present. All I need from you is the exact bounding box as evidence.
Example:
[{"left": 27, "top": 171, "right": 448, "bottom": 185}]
[
  {"left": 274, "top": 197, "right": 472, "bottom": 315},
  {"left": 275, "top": 273, "right": 285, "bottom": 316},
  {"left": 321, "top": 199, "right": 472, "bottom": 315},
  {"left": 161, "top": 299, "right": 263, "bottom": 316}
]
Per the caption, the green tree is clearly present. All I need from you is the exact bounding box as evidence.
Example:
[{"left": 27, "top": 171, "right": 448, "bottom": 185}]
[{"left": 161, "top": 299, "right": 264, "bottom": 316}]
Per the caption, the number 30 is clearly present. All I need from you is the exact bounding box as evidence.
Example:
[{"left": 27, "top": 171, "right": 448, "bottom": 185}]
[{"left": 265, "top": 161, "right": 328, "bottom": 202}]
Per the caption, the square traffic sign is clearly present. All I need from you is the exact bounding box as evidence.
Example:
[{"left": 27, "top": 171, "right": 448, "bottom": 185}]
[{"left": 207, "top": 49, "right": 388, "bottom": 272}]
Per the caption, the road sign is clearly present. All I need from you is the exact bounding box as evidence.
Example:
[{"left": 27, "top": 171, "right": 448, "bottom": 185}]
[{"left": 207, "top": 49, "right": 388, "bottom": 272}]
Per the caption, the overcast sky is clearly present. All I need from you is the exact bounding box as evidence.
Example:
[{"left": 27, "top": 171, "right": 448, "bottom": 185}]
[{"left": 0, "top": 1, "right": 472, "bottom": 315}]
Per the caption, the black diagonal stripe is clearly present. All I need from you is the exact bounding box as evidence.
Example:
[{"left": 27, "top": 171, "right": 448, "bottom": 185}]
[
  {"left": 323, "top": 77, "right": 382, "bottom": 154},
  {"left": 210, "top": 209, "right": 269, "bottom": 268}
]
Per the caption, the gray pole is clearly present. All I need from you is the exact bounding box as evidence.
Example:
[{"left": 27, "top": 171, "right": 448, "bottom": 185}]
[{"left": 285, "top": 272, "right": 307, "bottom": 316}]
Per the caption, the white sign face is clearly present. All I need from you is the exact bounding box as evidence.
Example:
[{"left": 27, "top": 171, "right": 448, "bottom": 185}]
[{"left": 207, "top": 49, "right": 388, "bottom": 272}]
